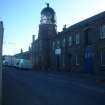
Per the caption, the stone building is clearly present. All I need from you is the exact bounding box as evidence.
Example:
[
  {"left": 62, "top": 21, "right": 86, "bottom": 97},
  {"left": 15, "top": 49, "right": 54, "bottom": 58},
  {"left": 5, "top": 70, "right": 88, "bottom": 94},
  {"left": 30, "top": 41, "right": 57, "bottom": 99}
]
[
  {"left": 32, "top": 4, "right": 105, "bottom": 75},
  {"left": 32, "top": 3, "right": 57, "bottom": 70}
]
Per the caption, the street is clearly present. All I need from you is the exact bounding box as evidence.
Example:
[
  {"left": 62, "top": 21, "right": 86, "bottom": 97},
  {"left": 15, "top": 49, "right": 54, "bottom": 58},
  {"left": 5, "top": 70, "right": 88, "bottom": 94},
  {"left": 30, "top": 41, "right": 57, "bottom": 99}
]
[{"left": 2, "top": 66, "right": 105, "bottom": 105}]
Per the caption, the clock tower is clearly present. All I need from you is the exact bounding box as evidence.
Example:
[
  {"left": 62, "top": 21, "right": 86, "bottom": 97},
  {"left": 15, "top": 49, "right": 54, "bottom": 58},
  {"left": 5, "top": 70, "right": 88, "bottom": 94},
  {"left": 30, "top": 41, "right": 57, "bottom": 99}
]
[{"left": 38, "top": 3, "right": 57, "bottom": 69}]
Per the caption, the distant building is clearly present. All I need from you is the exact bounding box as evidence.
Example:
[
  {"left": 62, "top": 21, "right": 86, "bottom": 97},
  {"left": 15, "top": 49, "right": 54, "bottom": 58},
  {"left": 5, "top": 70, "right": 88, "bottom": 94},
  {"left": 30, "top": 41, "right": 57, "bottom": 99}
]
[
  {"left": 0, "top": 21, "right": 4, "bottom": 104},
  {"left": 14, "top": 50, "right": 31, "bottom": 60},
  {"left": 3, "top": 55, "right": 16, "bottom": 66},
  {"left": 31, "top": 4, "right": 105, "bottom": 75}
]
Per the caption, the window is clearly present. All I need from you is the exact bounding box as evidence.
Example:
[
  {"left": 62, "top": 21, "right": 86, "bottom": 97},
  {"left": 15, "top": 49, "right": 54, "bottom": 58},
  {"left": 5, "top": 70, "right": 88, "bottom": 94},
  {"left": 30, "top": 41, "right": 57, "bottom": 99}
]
[
  {"left": 75, "top": 55, "right": 79, "bottom": 65},
  {"left": 52, "top": 41, "right": 55, "bottom": 50},
  {"left": 85, "top": 28, "right": 95, "bottom": 45},
  {"left": 100, "top": 49, "right": 105, "bottom": 65},
  {"left": 68, "top": 36, "right": 72, "bottom": 46},
  {"left": 62, "top": 55, "right": 65, "bottom": 68},
  {"left": 100, "top": 25, "right": 105, "bottom": 39},
  {"left": 39, "top": 40, "right": 42, "bottom": 51},
  {"left": 75, "top": 33, "right": 80, "bottom": 45},
  {"left": 62, "top": 38, "right": 65, "bottom": 47},
  {"left": 57, "top": 40, "right": 60, "bottom": 48}
]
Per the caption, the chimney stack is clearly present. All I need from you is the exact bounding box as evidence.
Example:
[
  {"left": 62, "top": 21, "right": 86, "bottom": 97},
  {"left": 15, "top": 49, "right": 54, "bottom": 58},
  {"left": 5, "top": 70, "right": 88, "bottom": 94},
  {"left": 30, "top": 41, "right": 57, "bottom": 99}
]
[{"left": 32, "top": 35, "right": 35, "bottom": 43}]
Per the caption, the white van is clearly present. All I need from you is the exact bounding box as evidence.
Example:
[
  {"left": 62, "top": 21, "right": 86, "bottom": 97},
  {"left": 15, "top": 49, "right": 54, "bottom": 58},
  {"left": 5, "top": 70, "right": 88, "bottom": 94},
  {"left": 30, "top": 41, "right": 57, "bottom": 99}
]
[{"left": 17, "top": 59, "right": 32, "bottom": 69}]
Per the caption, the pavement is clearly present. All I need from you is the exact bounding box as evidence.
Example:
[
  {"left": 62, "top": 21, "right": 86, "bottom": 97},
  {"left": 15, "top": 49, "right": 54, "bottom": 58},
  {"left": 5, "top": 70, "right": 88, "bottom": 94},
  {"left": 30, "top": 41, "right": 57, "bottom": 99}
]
[{"left": 2, "top": 66, "right": 105, "bottom": 105}]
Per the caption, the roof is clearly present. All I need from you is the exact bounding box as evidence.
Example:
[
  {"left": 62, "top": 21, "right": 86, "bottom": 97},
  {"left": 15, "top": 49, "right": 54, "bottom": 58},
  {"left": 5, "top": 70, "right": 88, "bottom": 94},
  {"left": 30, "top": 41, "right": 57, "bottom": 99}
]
[
  {"left": 41, "top": 3, "right": 55, "bottom": 15},
  {"left": 64, "top": 11, "right": 105, "bottom": 32},
  {"left": 14, "top": 51, "right": 31, "bottom": 59}
]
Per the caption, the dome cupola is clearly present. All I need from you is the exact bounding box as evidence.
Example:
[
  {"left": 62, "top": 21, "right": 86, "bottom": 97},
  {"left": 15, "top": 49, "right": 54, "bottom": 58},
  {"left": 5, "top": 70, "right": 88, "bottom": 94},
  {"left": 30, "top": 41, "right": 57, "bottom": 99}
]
[{"left": 40, "top": 3, "right": 56, "bottom": 24}]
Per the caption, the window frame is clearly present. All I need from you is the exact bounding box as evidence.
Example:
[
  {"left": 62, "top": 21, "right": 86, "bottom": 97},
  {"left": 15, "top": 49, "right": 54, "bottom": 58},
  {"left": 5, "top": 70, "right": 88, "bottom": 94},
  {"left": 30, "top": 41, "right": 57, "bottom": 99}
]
[
  {"left": 68, "top": 36, "right": 72, "bottom": 46},
  {"left": 75, "top": 33, "right": 80, "bottom": 45},
  {"left": 62, "top": 38, "right": 66, "bottom": 47},
  {"left": 52, "top": 41, "right": 55, "bottom": 50},
  {"left": 100, "top": 49, "right": 105, "bottom": 66},
  {"left": 100, "top": 24, "right": 105, "bottom": 39},
  {"left": 57, "top": 40, "right": 60, "bottom": 48},
  {"left": 75, "top": 55, "right": 80, "bottom": 66}
]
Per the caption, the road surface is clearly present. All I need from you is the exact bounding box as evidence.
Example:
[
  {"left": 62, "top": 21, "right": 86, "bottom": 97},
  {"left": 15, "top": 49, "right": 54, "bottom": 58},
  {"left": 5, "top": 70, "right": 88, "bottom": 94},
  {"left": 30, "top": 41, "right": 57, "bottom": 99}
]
[{"left": 2, "top": 66, "right": 105, "bottom": 105}]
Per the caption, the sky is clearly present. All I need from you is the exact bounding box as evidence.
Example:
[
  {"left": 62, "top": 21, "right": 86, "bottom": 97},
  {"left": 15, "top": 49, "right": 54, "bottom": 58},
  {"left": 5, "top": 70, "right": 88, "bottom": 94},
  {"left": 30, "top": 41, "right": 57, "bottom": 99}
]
[{"left": 0, "top": 0, "right": 105, "bottom": 55}]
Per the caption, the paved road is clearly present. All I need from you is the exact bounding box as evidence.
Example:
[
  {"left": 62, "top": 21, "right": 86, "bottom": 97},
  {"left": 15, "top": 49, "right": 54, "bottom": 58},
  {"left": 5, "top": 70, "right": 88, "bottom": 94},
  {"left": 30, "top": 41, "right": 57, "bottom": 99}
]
[{"left": 2, "top": 67, "right": 105, "bottom": 105}]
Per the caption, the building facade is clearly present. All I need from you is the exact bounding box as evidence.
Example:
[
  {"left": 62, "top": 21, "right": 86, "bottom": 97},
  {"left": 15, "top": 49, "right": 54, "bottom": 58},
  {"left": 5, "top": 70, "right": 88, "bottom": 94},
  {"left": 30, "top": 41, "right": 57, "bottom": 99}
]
[
  {"left": 32, "top": 3, "right": 57, "bottom": 70},
  {"left": 32, "top": 4, "right": 105, "bottom": 75}
]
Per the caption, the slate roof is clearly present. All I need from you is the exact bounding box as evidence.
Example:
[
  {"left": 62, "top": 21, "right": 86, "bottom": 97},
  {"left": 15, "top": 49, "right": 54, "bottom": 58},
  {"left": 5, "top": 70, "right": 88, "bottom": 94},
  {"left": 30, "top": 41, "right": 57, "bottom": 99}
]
[{"left": 64, "top": 11, "right": 105, "bottom": 32}]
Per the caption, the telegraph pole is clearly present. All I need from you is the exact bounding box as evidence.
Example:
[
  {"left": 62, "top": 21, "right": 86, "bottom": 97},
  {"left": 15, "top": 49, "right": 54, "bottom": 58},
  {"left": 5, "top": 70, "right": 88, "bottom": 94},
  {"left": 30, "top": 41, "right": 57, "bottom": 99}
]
[{"left": 0, "top": 21, "right": 4, "bottom": 104}]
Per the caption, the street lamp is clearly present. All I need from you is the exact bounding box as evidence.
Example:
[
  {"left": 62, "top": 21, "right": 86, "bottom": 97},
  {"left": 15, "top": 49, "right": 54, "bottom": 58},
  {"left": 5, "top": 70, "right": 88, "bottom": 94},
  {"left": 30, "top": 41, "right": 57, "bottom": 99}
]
[{"left": 0, "top": 21, "right": 4, "bottom": 104}]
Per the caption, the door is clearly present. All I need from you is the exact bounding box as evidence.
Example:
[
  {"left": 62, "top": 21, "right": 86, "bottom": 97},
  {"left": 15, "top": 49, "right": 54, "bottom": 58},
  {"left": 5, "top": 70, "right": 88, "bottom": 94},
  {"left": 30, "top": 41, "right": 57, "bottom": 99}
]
[{"left": 84, "top": 47, "right": 94, "bottom": 74}]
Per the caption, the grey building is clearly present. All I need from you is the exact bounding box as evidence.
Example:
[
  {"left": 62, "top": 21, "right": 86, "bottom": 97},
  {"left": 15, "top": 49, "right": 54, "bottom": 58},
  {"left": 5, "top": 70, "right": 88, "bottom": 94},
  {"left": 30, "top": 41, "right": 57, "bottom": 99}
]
[{"left": 32, "top": 4, "right": 105, "bottom": 75}]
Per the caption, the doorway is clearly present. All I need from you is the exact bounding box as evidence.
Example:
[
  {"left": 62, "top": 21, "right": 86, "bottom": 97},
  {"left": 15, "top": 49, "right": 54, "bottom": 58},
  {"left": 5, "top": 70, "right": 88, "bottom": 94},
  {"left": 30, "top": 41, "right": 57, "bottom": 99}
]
[{"left": 84, "top": 47, "right": 94, "bottom": 74}]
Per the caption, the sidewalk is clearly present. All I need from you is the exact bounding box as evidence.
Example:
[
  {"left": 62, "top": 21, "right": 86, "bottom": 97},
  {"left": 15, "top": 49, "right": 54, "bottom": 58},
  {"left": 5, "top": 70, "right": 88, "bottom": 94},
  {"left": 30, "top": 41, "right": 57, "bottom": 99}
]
[
  {"left": 46, "top": 70, "right": 105, "bottom": 87},
  {"left": 32, "top": 68, "right": 105, "bottom": 86}
]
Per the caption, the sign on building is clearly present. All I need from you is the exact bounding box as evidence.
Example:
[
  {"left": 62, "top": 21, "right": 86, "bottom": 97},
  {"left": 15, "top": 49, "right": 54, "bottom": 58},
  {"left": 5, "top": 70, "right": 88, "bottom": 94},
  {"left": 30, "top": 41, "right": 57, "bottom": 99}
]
[{"left": 55, "top": 48, "right": 61, "bottom": 55}]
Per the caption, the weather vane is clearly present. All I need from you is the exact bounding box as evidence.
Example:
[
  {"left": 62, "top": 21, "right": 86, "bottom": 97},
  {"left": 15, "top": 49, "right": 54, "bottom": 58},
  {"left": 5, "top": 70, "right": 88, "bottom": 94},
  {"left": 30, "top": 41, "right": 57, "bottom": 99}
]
[{"left": 46, "top": 2, "right": 49, "bottom": 7}]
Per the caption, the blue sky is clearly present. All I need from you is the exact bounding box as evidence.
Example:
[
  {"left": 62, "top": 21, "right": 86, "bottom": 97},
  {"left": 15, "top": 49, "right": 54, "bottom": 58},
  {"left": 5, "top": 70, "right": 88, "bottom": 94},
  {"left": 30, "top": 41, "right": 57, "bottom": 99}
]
[{"left": 0, "top": 0, "right": 105, "bottom": 55}]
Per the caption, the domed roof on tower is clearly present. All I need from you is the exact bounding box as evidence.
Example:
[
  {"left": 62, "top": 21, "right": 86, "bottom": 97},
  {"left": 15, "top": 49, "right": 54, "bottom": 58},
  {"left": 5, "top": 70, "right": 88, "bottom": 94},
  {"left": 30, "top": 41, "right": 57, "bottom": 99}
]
[
  {"left": 41, "top": 3, "right": 55, "bottom": 15},
  {"left": 40, "top": 3, "right": 56, "bottom": 24}
]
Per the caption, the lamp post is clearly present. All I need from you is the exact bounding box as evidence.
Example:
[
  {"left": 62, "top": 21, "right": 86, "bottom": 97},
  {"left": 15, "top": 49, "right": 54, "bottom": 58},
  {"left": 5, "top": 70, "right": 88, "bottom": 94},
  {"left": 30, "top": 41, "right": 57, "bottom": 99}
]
[
  {"left": 32, "top": 35, "right": 36, "bottom": 68},
  {"left": 0, "top": 21, "right": 4, "bottom": 104}
]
